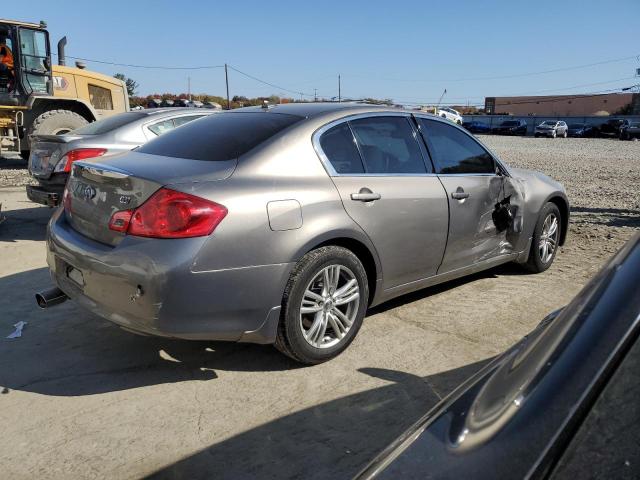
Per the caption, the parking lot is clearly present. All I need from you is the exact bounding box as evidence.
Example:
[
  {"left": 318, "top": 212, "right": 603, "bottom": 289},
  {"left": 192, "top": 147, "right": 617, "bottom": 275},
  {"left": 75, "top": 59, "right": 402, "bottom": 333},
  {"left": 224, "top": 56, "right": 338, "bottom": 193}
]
[{"left": 0, "top": 135, "right": 638, "bottom": 479}]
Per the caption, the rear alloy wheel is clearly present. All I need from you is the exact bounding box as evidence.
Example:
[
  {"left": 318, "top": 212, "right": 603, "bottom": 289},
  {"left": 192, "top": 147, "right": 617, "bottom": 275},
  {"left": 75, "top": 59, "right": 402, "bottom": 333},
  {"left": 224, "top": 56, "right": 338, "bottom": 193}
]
[
  {"left": 524, "top": 202, "right": 561, "bottom": 273},
  {"left": 275, "top": 246, "right": 368, "bottom": 364}
]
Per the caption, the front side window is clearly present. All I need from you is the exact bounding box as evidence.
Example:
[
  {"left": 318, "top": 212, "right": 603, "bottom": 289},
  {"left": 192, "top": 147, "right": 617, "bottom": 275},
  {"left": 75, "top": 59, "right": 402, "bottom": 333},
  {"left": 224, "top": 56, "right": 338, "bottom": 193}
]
[
  {"left": 349, "top": 116, "right": 427, "bottom": 174},
  {"left": 418, "top": 118, "right": 495, "bottom": 174},
  {"left": 88, "top": 84, "right": 113, "bottom": 110},
  {"left": 18, "top": 28, "right": 49, "bottom": 94},
  {"left": 319, "top": 123, "right": 364, "bottom": 174}
]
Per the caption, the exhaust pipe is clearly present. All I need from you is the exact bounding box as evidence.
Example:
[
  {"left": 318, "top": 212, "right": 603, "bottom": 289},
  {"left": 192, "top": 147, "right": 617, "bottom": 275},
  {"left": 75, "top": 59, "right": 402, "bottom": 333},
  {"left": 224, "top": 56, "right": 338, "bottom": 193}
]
[
  {"left": 57, "top": 36, "right": 67, "bottom": 66},
  {"left": 35, "top": 287, "right": 68, "bottom": 309}
]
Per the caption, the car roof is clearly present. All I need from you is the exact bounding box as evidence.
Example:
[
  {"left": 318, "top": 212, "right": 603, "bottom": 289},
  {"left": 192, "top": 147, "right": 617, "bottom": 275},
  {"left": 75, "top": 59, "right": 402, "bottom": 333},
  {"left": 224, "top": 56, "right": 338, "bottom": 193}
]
[{"left": 234, "top": 102, "right": 394, "bottom": 118}]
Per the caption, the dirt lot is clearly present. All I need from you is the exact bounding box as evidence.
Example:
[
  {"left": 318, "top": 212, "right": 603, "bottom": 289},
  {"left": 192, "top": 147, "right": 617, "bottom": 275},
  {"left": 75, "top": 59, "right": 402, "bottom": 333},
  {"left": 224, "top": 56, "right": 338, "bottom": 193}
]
[{"left": 0, "top": 136, "right": 638, "bottom": 479}]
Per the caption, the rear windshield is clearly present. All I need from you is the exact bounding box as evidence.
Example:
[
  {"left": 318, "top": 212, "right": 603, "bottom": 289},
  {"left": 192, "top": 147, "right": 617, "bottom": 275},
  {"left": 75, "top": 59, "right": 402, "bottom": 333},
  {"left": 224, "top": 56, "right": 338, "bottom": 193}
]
[
  {"left": 138, "top": 112, "right": 303, "bottom": 161},
  {"left": 72, "top": 112, "right": 149, "bottom": 135}
]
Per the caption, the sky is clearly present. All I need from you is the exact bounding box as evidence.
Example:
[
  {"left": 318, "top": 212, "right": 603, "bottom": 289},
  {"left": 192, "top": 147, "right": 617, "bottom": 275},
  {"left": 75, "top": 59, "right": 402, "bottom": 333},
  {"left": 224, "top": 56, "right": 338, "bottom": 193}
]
[{"left": 10, "top": 0, "right": 640, "bottom": 105}]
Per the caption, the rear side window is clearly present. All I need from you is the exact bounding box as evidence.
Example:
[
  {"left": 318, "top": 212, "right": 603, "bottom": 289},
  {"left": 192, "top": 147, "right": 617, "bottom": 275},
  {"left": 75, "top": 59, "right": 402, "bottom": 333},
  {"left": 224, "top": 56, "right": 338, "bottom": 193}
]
[
  {"left": 148, "top": 119, "right": 175, "bottom": 136},
  {"left": 88, "top": 85, "right": 114, "bottom": 110},
  {"left": 349, "top": 116, "right": 427, "bottom": 174},
  {"left": 319, "top": 123, "right": 364, "bottom": 174},
  {"left": 138, "top": 112, "right": 303, "bottom": 161},
  {"left": 72, "top": 112, "right": 148, "bottom": 135},
  {"left": 173, "top": 115, "right": 205, "bottom": 127},
  {"left": 418, "top": 119, "right": 495, "bottom": 174}
]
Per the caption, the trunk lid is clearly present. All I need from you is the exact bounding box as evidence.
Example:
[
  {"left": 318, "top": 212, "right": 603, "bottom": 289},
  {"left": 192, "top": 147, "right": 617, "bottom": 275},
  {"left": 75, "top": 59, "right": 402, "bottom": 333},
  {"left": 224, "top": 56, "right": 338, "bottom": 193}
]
[
  {"left": 65, "top": 152, "right": 236, "bottom": 246},
  {"left": 29, "top": 134, "right": 83, "bottom": 178}
]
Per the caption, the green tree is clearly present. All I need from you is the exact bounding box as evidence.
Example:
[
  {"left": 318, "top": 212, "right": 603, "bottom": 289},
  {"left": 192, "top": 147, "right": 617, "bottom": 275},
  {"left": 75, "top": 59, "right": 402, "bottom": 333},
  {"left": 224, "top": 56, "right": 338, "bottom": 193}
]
[{"left": 114, "top": 73, "right": 139, "bottom": 97}]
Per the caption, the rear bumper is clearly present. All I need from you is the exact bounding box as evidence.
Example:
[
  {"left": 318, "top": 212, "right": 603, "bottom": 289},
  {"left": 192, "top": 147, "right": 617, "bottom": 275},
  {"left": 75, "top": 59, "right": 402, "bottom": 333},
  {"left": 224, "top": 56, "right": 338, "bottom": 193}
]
[
  {"left": 46, "top": 209, "right": 293, "bottom": 344},
  {"left": 26, "top": 184, "right": 64, "bottom": 207}
]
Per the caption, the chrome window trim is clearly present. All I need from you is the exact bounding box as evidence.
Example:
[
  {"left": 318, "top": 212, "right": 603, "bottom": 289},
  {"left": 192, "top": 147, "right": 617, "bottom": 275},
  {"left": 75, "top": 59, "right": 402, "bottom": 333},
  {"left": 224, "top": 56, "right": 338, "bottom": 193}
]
[{"left": 312, "top": 112, "right": 435, "bottom": 177}]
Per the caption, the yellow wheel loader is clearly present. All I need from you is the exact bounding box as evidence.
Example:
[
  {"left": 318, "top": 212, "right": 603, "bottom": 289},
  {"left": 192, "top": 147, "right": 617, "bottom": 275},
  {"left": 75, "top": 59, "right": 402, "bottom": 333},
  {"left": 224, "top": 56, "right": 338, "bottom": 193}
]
[{"left": 0, "top": 18, "right": 129, "bottom": 159}]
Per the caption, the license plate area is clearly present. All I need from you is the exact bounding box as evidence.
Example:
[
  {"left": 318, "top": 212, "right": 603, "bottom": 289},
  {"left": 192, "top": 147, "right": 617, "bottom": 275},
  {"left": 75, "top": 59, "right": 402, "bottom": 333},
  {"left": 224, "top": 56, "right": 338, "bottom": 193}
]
[{"left": 31, "top": 149, "right": 51, "bottom": 171}]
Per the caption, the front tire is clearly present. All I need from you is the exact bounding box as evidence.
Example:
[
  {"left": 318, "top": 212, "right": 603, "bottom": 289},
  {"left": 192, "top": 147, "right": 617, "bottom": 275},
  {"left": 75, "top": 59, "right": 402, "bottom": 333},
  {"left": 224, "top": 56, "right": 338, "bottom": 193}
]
[
  {"left": 275, "top": 246, "right": 369, "bottom": 364},
  {"left": 524, "top": 202, "right": 561, "bottom": 273}
]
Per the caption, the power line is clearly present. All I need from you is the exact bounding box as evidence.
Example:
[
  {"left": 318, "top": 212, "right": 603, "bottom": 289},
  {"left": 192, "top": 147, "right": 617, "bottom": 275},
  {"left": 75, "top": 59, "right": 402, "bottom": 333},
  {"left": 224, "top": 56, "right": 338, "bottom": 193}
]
[
  {"left": 227, "top": 65, "right": 315, "bottom": 98},
  {"left": 52, "top": 53, "right": 224, "bottom": 70}
]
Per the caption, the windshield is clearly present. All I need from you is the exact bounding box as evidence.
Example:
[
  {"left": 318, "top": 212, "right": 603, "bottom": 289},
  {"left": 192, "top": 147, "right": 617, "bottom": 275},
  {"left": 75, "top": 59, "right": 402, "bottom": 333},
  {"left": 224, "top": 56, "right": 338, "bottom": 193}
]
[
  {"left": 138, "top": 112, "right": 304, "bottom": 161},
  {"left": 72, "top": 112, "right": 149, "bottom": 135},
  {"left": 541, "top": 121, "right": 557, "bottom": 126},
  {"left": 18, "top": 27, "right": 50, "bottom": 94},
  {"left": 502, "top": 121, "right": 519, "bottom": 126}
]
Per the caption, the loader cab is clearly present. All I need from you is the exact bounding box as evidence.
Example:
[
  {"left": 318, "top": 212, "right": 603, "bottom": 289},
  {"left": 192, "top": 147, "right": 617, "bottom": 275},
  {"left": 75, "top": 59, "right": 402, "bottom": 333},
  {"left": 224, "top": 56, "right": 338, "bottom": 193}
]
[{"left": 0, "top": 19, "right": 53, "bottom": 106}]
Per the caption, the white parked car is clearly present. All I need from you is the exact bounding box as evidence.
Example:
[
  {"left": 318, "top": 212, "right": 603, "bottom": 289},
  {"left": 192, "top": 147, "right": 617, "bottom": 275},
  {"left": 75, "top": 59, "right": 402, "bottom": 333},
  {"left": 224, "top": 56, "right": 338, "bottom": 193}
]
[{"left": 436, "top": 107, "right": 463, "bottom": 125}]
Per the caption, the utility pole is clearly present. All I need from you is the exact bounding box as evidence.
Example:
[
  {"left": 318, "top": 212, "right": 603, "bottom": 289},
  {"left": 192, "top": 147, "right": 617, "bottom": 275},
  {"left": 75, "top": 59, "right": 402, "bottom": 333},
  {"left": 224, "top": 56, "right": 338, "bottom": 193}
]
[
  {"left": 188, "top": 77, "right": 191, "bottom": 102},
  {"left": 225, "top": 64, "right": 230, "bottom": 110},
  {"left": 314, "top": 88, "right": 317, "bottom": 102},
  {"left": 338, "top": 74, "right": 341, "bottom": 103}
]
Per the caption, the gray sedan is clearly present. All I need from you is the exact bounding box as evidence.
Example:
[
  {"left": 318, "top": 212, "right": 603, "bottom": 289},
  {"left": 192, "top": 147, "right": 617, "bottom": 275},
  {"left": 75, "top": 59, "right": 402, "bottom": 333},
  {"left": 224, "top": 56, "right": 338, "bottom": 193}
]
[
  {"left": 26, "top": 108, "right": 215, "bottom": 206},
  {"left": 40, "top": 103, "right": 569, "bottom": 364}
]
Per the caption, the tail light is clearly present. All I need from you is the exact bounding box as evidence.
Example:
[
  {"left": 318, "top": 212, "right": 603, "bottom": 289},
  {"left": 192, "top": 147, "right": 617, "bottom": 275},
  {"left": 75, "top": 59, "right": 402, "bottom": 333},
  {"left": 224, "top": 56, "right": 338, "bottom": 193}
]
[
  {"left": 54, "top": 148, "right": 107, "bottom": 173},
  {"left": 108, "top": 188, "right": 227, "bottom": 238}
]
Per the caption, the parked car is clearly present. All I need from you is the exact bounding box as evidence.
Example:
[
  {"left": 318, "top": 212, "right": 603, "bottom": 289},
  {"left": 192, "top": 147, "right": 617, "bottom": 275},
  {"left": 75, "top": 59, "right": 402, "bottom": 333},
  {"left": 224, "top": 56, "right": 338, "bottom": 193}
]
[
  {"left": 38, "top": 103, "right": 569, "bottom": 364},
  {"left": 598, "top": 118, "right": 625, "bottom": 137},
  {"left": 436, "top": 107, "right": 463, "bottom": 124},
  {"left": 462, "top": 121, "right": 491, "bottom": 134},
  {"left": 535, "top": 120, "right": 568, "bottom": 138},
  {"left": 619, "top": 120, "right": 640, "bottom": 140},
  {"left": 567, "top": 123, "right": 598, "bottom": 138},
  {"left": 492, "top": 119, "right": 527, "bottom": 136},
  {"left": 27, "top": 109, "right": 215, "bottom": 207},
  {"left": 356, "top": 232, "right": 640, "bottom": 480}
]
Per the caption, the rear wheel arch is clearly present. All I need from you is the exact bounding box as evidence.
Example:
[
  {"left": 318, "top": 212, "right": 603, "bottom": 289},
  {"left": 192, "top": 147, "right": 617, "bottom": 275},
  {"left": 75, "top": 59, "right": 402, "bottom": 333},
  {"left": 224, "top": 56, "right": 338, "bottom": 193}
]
[
  {"left": 302, "top": 236, "right": 380, "bottom": 306},
  {"left": 547, "top": 195, "right": 569, "bottom": 246}
]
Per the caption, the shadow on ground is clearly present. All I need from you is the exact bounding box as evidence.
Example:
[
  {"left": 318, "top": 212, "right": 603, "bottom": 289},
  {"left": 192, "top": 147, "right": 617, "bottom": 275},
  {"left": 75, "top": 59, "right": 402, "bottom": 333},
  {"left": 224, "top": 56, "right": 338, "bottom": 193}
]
[
  {"left": 1, "top": 262, "right": 513, "bottom": 398},
  {"left": 571, "top": 206, "right": 640, "bottom": 228},
  {"left": 0, "top": 204, "right": 53, "bottom": 242},
  {"left": 145, "top": 360, "right": 492, "bottom": 480}
]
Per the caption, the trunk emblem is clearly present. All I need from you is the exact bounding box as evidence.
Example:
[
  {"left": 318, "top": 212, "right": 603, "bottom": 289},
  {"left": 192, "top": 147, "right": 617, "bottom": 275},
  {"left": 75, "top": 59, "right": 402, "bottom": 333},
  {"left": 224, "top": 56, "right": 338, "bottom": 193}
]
[{"left": 82, "top": 185, "right": 97, "bottom": 200}]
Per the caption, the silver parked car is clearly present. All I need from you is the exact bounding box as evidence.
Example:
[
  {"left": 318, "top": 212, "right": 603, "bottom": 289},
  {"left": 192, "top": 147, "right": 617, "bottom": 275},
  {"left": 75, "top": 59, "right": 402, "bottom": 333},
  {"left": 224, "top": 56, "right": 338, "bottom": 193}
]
[
  {"left": 26, "top": 108, "right": 216, "bottom": 206},
  {"left": 535, "top": 120, "right": 568, "bottom": 138},
  {"left": 39, "top": 103, "right": 569, "bottom": 364}
]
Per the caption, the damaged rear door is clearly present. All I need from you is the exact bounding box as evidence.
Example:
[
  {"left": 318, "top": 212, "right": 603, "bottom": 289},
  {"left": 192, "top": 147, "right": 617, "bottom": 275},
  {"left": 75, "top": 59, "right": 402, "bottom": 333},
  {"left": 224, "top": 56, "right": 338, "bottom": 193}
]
[{"left": 416, "top": 117, "right": 522, "bottom": 273}]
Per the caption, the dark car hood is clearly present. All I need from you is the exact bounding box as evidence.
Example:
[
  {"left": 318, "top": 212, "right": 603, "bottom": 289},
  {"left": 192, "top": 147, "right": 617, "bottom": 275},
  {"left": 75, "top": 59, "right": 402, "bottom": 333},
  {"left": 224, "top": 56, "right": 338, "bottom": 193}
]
[{"left": 357, "top": 233, "right": 640, "bottom": 479}]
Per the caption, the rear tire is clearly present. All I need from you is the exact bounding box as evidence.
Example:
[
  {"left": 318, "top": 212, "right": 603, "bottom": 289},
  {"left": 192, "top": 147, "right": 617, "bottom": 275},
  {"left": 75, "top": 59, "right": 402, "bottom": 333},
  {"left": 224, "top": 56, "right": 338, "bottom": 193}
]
[
  {"left": 523, "top": 202, "right": 561, "bottom": 273},
  {"left": 275, "top": 246, "right": 369, "bottom": 364},
  {"left": 29, "top": 109, "right": 89, "bottom": 137}
]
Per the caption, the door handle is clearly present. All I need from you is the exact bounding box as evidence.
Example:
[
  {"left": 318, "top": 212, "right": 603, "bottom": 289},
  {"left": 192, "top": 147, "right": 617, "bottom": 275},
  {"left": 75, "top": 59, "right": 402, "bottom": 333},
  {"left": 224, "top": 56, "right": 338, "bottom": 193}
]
[
  {"left": 351, "top": 188, "right": 381, "bottom": 202},
  {"left": 451, "top": 187, "right": 470, "bottom": 200}
]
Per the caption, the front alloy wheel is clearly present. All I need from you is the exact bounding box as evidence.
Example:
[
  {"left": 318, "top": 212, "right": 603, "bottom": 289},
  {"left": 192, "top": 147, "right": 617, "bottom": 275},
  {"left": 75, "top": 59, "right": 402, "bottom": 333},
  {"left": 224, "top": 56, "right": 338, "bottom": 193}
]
[
  {"left": 538, "top": 213, "right": 559, "bottom": 264},
  {"left": 524, "top": 202, "right": 562, "bottom": 273}
]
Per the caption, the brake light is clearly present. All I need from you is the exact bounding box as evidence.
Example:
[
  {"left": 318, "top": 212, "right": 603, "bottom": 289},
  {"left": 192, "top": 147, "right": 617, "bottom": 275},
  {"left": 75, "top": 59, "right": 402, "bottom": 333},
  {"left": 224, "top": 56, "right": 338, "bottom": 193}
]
[
  {"left": 55, "top": 148, "right": 107, "bottom": 173},
  {"left": 108, "top": 188, "right": 227, "bottom": 238}
]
